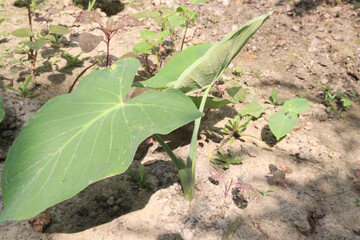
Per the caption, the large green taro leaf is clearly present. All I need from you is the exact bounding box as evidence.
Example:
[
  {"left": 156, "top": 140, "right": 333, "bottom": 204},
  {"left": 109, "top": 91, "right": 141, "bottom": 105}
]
[
  {"left": 133, "top": 13, "right": 270, "bottom": 94},
  {"left": 0, "top": 58, "right": 203, "bottom": 222}
]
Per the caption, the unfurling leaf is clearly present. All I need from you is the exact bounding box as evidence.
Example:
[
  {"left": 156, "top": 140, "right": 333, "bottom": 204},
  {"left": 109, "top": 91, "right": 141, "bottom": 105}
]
[
  {"left": 133, "top": 13, "right": 271, "bottom": 94},
  {"left": 78, "top": 33, "right": 103, "bottom": 53}
]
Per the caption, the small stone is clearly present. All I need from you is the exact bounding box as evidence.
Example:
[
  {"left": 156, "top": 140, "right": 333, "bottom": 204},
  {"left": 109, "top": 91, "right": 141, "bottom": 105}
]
[
  {"left": 120, "top": 200, "right": 132, "bottom": 212},
  {"left": 89, "top": 212, "right": 98, "bottom": 218},
  {"left": 106, "top": 196, "right": 115, "bottom": 206},
  {"left": 208, "top": 176, "right": 219, "bottom": 185},
  {"left": 28, "top": 213, "right": 51, "bottom": 233},
  {"left": 321, "top": 78, "right": 329, "bottom": 85},
  {"left": 217, "top": 219, "right": 229, "bottom": 228},
  {"left": 1, "top": 130, "right": 12, "bottom": 138},
  {"left": 292, "top": 25, "right": 300, "bottom": 32},
  {"left": 304, "top": 122, "right": 313, "bottom": 131},
  {"left": 113, "top": 205, "right": 120, "bottom": 212}
]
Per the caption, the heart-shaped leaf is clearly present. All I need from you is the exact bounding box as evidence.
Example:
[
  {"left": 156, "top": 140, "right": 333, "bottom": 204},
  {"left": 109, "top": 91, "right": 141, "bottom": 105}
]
[
  {"left": 78, "top": 33, "right": 103, "bottom": 53},
  {"left": 140, "top": 30, "right": 156, "bottom": 41},
  {"left": 282, "top": 98, "right": 309, "bottom": 114},
  {"left": 24, "top": 39, "right": 47, "bottom": 51},
  {"left": 269, "top": 109, "right": 298, "bottom": 140},
  {"left": 49, "top": 25, "right": 69, "bottom": 36},
  {"left": 133, "top": 41, "right": 153, "bottom": 55},
  {"left": 239, "top": 96, "right": 266, "bottom": 118},
  {"left": 0, "top": 58, "right": 203, "bottom": 221},
  {"left": 12, "top": 28, "right": 34, "bottom": 38}
]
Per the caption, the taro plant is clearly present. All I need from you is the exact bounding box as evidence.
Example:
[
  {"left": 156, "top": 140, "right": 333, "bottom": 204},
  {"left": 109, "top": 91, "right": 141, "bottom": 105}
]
[
  {"left": 0, "top": 13, "right": 270, "bottom": 221},
  {"left": 0, "top": 95, "right": 4, "bottom": 123},
  {"left": 77, "top": 11, "right": 141, "bottom": 67}
]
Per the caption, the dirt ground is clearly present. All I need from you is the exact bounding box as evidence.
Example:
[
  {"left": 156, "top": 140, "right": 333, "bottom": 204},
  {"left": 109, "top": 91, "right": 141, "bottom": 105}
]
[{"left": 0, "top": 0, "right": 360, "bottom": 239}]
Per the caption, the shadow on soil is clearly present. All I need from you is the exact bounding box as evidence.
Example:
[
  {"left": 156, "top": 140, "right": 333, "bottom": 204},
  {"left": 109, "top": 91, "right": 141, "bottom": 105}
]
[{"left": 277, "top": 0, "right": 360, "bottom": 15}]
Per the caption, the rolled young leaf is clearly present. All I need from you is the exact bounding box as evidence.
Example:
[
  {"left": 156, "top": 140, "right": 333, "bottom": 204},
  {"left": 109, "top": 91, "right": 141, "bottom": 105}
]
[
  {"left": 133, "top": 13, "right": 271, "bottom": 94},
  {"left": 133, "top": 44, "right": 212, "bottom": 89},
  {"left": 174, "top": 13, "right": 271, "bottom": 94},
  {"left": 0, "top": 58, "right": 203, "bottom": 222}
]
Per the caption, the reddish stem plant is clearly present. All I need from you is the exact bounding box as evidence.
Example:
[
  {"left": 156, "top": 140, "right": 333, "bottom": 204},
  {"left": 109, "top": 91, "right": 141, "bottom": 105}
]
[{"left": 77, "top": 11, "right": 141, "bottom": 67}]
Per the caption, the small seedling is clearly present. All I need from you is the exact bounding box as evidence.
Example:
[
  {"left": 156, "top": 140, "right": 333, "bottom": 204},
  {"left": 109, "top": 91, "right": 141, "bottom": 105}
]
[
  {"left": 217, "top": 115, "right": 252, "bottom": 149},
  {"left": 293, "top": 221, "right": 299, "bottom": 227},
  {"left": 133, "top": 29, "right": 170, "bottom": 73},
  {"left": 5, "top": 75, "right": 35, "bottom": 98},
  {"left": 321, "top": 86, "right": 356, "bottom": 116},
  {"left": 258, "top": 186, "right": 278, "bottom": 198},
  {"left": 128, "top": 164, "right": 150, "bottom": 188},
  {"left": 11, "top": 0, "right": 69, "bottom": 81},
  {"left": 209, "top": 147, "right": 244, "bottom": 169},
  {"left": 356, "top": 198, "right": 360, "bottom": 206},
  {"left": 77, "top": 11, "right": 141, "bottom": 67},
  {"left": 315, "top": 196, "right": 323, "bottom": 202},
  {"left": 133, "top": 0, "right": 208, "bottom": 50},
  {"left": 61, "top": 50, "right": 83, "bottom": 68},
  {"left": 232, "top": 67, "right": 245, "bottom": 76},
  {"left": 265, "top": 90, "right": 283, "bottom": 106},
  {"left": 267, "top": 164, "right": 292, "bottom": 188},
  {"left": 232, "top": 181, "right": 259, "bottom": 208}
]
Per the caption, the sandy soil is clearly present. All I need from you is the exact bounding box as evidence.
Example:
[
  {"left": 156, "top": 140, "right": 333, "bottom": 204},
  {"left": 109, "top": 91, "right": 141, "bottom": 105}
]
[{"left": 1, "top": 0, "right": 360, "bottom": 239}]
